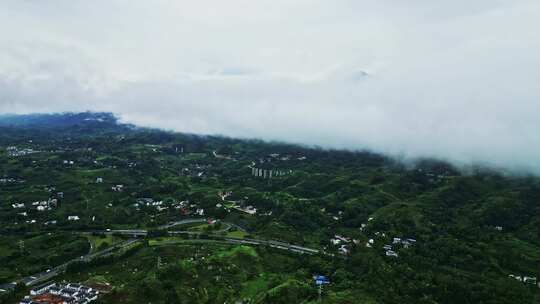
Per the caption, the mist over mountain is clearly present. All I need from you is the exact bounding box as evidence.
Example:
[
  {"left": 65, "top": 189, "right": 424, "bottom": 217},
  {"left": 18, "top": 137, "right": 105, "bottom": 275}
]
[{"left": 1, "top": 1, "right": 539, "bottom": 174}]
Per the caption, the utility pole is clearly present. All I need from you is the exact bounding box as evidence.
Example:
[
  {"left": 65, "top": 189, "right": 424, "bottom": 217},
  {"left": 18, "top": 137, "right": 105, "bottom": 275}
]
[
  {"left": 18, "top": 240, "right": 25, "bottom": 254},
  {"left": 314, "top": 275, "right": 329, "bottom": 302}
]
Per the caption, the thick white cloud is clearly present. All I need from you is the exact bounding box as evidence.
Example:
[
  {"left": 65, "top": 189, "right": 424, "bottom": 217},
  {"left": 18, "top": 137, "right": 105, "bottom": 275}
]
[{"left": 0, "top": 0, "right": 539, "bottom": 173}]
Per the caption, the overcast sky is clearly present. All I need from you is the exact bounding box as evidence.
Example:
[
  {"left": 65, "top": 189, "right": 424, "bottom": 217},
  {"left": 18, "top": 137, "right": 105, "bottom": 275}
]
[{"left": 0, "top": 0, "right": 539, "bottom": 173}]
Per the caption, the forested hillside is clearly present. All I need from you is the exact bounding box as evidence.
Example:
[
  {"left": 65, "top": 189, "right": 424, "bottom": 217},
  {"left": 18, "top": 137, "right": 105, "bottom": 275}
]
[{"left": 0, "top": 113, "right": 538, "bottom": 304}]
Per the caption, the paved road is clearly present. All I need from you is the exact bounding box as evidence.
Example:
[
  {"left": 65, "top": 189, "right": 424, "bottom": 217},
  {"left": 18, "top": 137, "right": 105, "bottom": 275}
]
[
  {"left": 98, "top": 226, "right": 322, "bottom": 255},
  {"left": 86, "top": 219, "right": 323, "bottom": 256},
  {"left": 93, "top": 218, "right": 210, "bottom": 237},
  {"left": 157, "top": 218, "right": 207, "bottom": 229},
  {"left": 0, "top": 220, "right": 323, "bottom": 294},
  {"left": 149, "top": 235, "right": 322, "bottom": 255},
  {"left": 0, "top": 239, "right": 140, "bottom": 293}
]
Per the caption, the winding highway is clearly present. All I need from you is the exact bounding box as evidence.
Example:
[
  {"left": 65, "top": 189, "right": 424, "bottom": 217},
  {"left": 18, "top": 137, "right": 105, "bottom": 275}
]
[
  {"left": 0, "top": 219, "right": 324, "bottom": 294},
  {"left": 0, "top": 239, "right": 140, "bottom": 293}
]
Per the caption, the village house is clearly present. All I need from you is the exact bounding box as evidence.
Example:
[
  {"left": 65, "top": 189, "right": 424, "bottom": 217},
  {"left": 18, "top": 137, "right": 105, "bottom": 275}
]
[
  {"left": 243, "top": 205, "right": 257, "bottom": 215},
  {"left": 338, "top": 245, "right": 350, "bottom": 255},
  {"left": 23, "top": 282, "right": 99, "bottom": 304},
  {"left": 524, "top": 276, "right": 537, "bottom": 285},
  {"left": 509, "top": 274, "right": 538, "bottom": 286},
  {"left": 360, "top": 223, "right": 367, "bottom": 231},
  {"left": 334, "top": 235, "right": 351, "bottom": 243},
  {"left": 386, "top": 250, "right": 398, "bottom": 257},
  {"left": 68, "top": 215, "right": 80, "bottom": 221},
  {"left": 30, "top": 282, "right": 56, "bottom": 296},
  {"left": 111, "top": 184, "right": 124, "bottom": 192},
  {"left": 366, "top": 239, "right": 374, "bottom": 248}
]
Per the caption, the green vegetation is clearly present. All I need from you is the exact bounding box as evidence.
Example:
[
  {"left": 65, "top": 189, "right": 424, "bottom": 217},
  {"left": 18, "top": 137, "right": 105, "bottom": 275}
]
[
  {"left": 86, "top": 234, "right": 122, "bottom": 253},
  {"left": 0, "top": 233, "right": 89, "bottom": 283},
  {"left": 0, "top": 112, "right": 539, "bottom": 303}
]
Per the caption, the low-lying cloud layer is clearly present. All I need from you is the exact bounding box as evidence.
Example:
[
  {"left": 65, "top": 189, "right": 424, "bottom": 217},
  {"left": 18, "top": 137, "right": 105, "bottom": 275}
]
[{"left": 1, "top": 0, "right": 539, "bottom": 173}]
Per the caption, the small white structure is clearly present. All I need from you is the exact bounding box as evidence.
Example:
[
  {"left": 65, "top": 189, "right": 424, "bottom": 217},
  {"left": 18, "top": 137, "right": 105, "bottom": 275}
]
[
  {"left": 96, "top": 177, "right": 103, "bottom": 183},
  {"left": 68, "top": 215, "right": 80, "bottom": 221},
  {"left": 335, "top": 235, "right": 351, "bottom": 243},
  {"left": 386, "top": 250, "right": 398, "bottom": 257},
  {"left": 30, "top": 282, "right": 56, "bottom": 296},
  {"left": 244, "top": 206, "right": 257, "bottom": 215},
  {"left": 366, "top": 238, "right": 374, "bottom": 248},
  {"left": 111, "top": 184, "right": 124, "bottom": 192}
]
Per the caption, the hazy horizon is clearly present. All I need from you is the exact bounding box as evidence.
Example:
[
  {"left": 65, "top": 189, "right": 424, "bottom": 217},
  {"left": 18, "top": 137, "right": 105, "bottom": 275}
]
[{"left": 1, "top": 1, "right": 539, "bottom": 174}]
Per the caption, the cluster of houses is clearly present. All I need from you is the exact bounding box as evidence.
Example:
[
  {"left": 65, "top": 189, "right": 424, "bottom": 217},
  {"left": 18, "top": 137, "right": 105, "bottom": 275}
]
[
  {"left": 330, "top": 234, "right": 357, "bottom": 255},
  {"left": 180, "top": 163, "right": 212, "bottom": 178},
  {"left": 329, "top": 232, "right": 417, "bottom": 257},
  {"left": 6, "top": 146, "right": 39, "bottom": 157},
  {"left": 329, "top": 233, "right": 414, "bottom": 256},
  {"left": 508, "top": 274, "right": 539, "bottom": 287},
  {"left": 10, "top": 187, "right": 76, "bottom": 225},
  {"left": 416, "top": 168, "right": 453, "bottom": 184},
  {"left": 63, "top": 160, "right": 75, "bottom": 166},
  {"left": 218, "top": 191, "right": 258, "bottom": 215},
  {"left": 20, "top": 282, "right": 99, "bottom": 304},
  {"left": 11, "top": 198, "right": 58, "bottom": 224},
  {"left": 263, "top": 153, "right": 307, "bottom": 162},
  {"left": 131, "top": 198, "right": 207, "bottom": 216},
  {"left": 356, "top": 216, "right": 418, "bottom": 258},
  {"left": 12, "top": 198, "right": 58, "bottom": 215},
  {"left": 0, "top": 177, "right": 25, "bottom": 183},
  {"left": 135, "top": 198, "right": 168, "bottom": 212},
  {"left": 10, "top": 198, "right": 61, "bottom": 225},
  {"left": 382, "top": 237, "right": 416, "bottom": 258},
  {"left": 171, "top": 200, "right": 204, "bottom": 216},
  {"left": 250, "top": 167, "right": 292, "bottom": 179}
]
